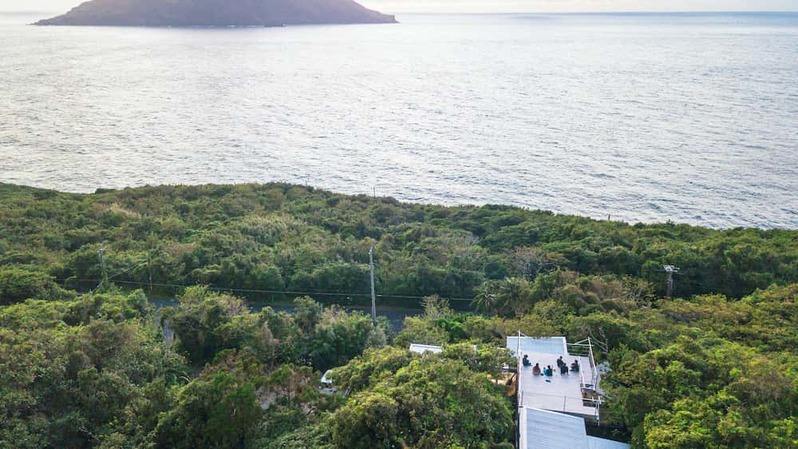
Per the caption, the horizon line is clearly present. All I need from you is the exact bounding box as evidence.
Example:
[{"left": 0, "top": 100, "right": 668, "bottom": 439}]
[
  {"left": 4, "top": 9, "right": 798, "bottom": 14},
  {"left": 389, "top": 10, "right": 798, "bottom": 14}
]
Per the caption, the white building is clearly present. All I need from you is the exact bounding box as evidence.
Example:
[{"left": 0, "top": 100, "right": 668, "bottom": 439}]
[
  {"left": 507, "top": 335, "right": 629, "bottom": 449},
  {"left": 408, "top": 343, "right": 444, "bottom": 354}
]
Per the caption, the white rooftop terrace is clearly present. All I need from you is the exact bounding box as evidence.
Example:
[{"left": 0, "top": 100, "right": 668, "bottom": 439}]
[
  {"left": 510, "top": 336, "right": 628, "bottom": 449},
  {"left": 507, "top": 336, "right": 600, "bottom": 419}
]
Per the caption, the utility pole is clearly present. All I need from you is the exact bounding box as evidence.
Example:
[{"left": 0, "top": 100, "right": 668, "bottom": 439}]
[
  {"left": 369, "top": 246, "right": 377, "bottom": 324},
  {"left": 98, "top": 247, "right": 108, "bottom": 290},
  {"left": 148, "top": 251, "right": 153, "bottom": 294},
  {"left": 663, "top": 265, "right": 680, "bottom": 299}
]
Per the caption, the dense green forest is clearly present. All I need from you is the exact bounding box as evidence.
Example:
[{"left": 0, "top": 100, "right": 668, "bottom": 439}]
[
  {"left": 1, "top": 182, "right": 796, "bottom": 303},
  {"left": 0, "top": 182, "right": 796, "bottom": 448}
]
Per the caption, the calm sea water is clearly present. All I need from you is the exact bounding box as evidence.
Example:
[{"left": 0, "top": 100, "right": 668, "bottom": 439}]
[{"left": 1, "top": 12, "right": 797, "bottom": 228}]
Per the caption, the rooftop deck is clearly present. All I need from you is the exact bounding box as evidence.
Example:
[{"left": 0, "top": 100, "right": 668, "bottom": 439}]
[
  {"left": 516, "top": 354, "right": 597, "bottom": 417},
  {"left": 508, "top": 335, "right": 629, "bottom": 449},
  {"left": 507, "top": 336, "right": 600, "bottom": 420}
]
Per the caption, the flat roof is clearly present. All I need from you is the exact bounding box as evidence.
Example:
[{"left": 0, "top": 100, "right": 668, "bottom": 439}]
[
  {"left": 508, "top": 336, "right": 597, "bottom": 418},
  {"left": 587, "top": 436, "right": 631, "bottom": 449},
  {"left": 520, "top": 408, "right": 629, "bottom": 449},
  {"left": 516, "top": 354, "right": 597, "bottom": 416},
  {"left": 510, "top": 336, "right": 629, "bottom": 449},
  {"left": 408, "top": 343, "right": 443, "bottom": 354},
  {"left": 520, "top": 407, "right": 589, "bottom": 449}
]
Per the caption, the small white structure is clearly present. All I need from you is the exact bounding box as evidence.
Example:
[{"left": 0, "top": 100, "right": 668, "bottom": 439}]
[
  {"left": 319, "top": 369, "right": 338, "bottom": 394},
  {"left": 409, "top": 343, "right": 443, "bottom": 354},
  {"left": 320, "top": 369, "right": 334, "bottom": 386}
]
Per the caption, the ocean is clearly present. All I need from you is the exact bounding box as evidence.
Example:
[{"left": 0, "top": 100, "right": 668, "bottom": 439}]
[{"left": 1, "top": 12, "right": 796, "bottom": 228}]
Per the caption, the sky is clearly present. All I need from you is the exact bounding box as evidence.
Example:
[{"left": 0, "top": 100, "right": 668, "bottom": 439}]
[{"left": 2, "top": 0, "right": 798, "bottom": 14}]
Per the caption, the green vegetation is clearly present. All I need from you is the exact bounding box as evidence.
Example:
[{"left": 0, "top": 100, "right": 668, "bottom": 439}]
[
  {"left": 1, "top": 182, "right": 796, "bottom": 303},
  {"left": 1, "top": 182, "right": 796, "bottom": 448}
]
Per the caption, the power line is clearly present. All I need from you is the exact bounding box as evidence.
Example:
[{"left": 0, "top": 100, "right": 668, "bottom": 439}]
[
  {"left": 63, "top": 278, "right": 476, "bottom": 302},
  {"left": 81, "top": 248, "right": 476, "bottom": 303},
  {"left": 97, "top": 247, "right": 108, "bottom": 289},
  {"left": 369, "top": 246, "right": 377, "bottom": 323},
  {"left": 108, "top": 259, "right": 149, "bottom": 280}
]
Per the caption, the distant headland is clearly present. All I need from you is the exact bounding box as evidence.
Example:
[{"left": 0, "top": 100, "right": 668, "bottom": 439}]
[{"left": 34, "top": 0, "right": 397, "bottom": 27}]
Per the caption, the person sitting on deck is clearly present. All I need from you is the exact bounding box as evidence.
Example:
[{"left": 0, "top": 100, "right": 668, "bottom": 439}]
[
  {"left": 557, "top": 356, "right": 565, "bottom": 369},
  {"left": 522, "top": 354, "right": 531, "bottom": 367},
  {"left": 560, "top": 363, "right": 569, "bottom": 375},
  {"left": 571, "top": 360, "right": 580, "bottom": 372},
  {"left": 532, "top": 363, "right": 541, "bottom": 375},
  {"left": 544, "top": 365, "right": 553, "bottom": 376}
]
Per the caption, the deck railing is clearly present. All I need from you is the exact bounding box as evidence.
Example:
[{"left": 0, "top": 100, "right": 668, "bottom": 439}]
[
  {"left": 512, "top": 332, "right": 606, "bottom": 424},
  {"left": 567, "top": 337, "right": 605, "bottom": 424},
  {"left": 519, "top": 390, "right": 603, "bottom": 412}
]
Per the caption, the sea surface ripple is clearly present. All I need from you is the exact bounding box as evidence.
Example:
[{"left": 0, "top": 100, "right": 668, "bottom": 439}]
[{"left": 1, "top": 13, "right": 797, "bottom": 229}]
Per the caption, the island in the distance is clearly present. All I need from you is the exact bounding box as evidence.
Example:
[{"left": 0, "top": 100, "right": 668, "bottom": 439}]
[{"left": 34, "top": 0, "right": 397, "bottom": 27}]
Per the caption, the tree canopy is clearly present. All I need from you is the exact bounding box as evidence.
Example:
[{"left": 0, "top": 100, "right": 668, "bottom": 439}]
[
  {"left": 1, "top": 182, "right": 796, "bottom": 306},
  {"left": 1, "top": 182, "right": 797, "bottom": 448}
]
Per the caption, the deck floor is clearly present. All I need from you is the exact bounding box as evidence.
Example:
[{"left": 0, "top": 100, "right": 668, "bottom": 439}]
[
  {"left": 507, "top": 336, "right": 599, "bottom": 418},
  {"left": 509, "top": 336, "right": 628, "bottom": 449},
  {"left": 517, "top": 352, "right": 597, "bottom": 417}
]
